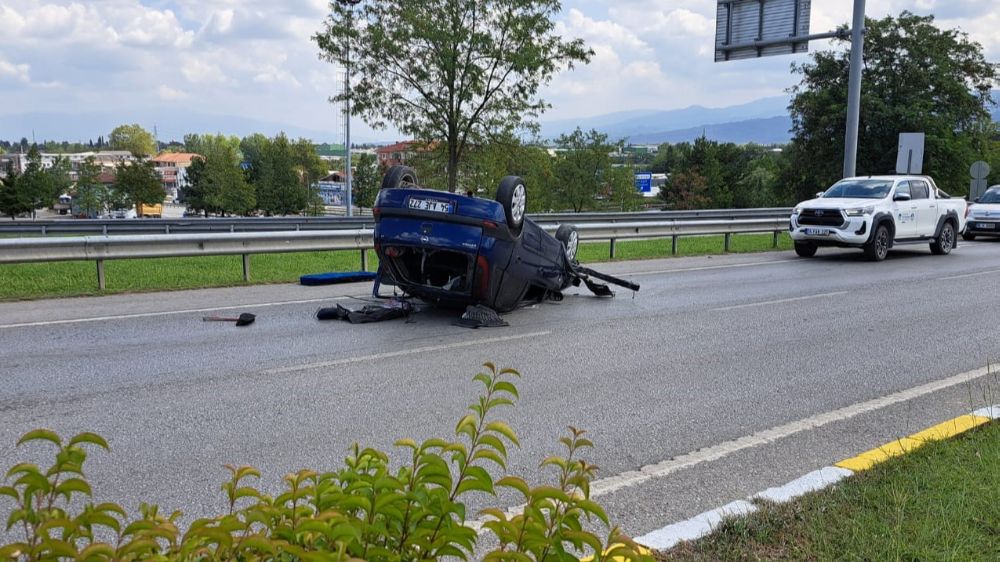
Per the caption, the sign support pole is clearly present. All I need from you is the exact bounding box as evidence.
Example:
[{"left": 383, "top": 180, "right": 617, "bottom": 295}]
[{"left": 842, "top": 0, "right": 866, "bottom": 178}]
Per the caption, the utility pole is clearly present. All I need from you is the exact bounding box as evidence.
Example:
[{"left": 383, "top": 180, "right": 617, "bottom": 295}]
[
  {"left": 842, "top": 0, "right": 866, "bottom": 178},
  {"left": 338, "top": 0, "right": 361, "bottom": 217}
]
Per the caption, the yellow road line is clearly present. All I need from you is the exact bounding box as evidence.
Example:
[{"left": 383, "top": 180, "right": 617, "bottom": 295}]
[{"left": 835, "top": 414, "right": 991, "bottom": 472}]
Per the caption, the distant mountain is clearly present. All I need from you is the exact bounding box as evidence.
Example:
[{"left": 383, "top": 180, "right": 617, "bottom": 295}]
[
  {"left": 626, "top": 116, "right": 793, "bottom": 145},
  {"left": 0, "top": 110, "right": 354, "bottom": 145},
  {"left": 539, "top": 95, "right": 792, "bottom": 142}
]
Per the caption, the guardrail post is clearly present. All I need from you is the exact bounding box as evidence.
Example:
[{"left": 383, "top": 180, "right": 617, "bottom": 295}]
[
  {"left": 671, "top": 235, "right": 678, "bottom": 255},
  {"left": 230, "top": 224, "right": 235, "bottom": 233},
  {"left": 773, "top": 230, "right": 779, "bottom": 248},
  {"left": 96, "top": 259, "right": 106, "bottom": 290},
  {"left": 165, "top": 224, "right": 170, "bottom": 234},
  {"left": 242, "top": 254, "right": 250, "bottom": 281},
  {"left": 724, "top": 233, "right": 732, "bottom": 252},
  {"left": 361, "top": 249, "right": 369, "bottom": 271},
  {"left": 41, "top": 225, "right": 47, "bottom": 236},
  {"left": 609, "top": 239, "right": 617, "bottom": 259},
  {"left": 102, "top": 225, "right": 108, "bottom": 235}
]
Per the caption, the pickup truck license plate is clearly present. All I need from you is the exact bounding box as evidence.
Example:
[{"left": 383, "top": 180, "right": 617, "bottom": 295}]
[
  {"left": 804, "top": 228, "right": 830, "bottom": 236},
  {"left": 975, "top": 222, "right": 996, "bottom": 229},
  {"left": 408, "top": 197, "right": 454, "bottom": 214}
]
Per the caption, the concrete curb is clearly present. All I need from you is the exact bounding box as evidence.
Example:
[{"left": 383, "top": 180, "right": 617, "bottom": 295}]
[{"left": 634, "top": 405, "right": 999, "bottom": 552}]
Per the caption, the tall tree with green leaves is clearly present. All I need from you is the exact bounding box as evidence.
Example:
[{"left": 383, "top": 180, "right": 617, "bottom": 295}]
[
  {"left": 246, "top": 134, "right": 311, "bottom": 215},
  {"left": 351, "top": 152, "right": 380, "bottom": 209},
  {"left": 74, "top": 156, "right": 106, "bottom": 218},
  {"left": 315, "top": 0, "right": 591, "bottom": 193},
  {"left": 109, "top": 124, "right": 157, "bottom": 158},
  {"left": 114, "top": 161, "right": 164, "bottom": 212},
  {"left": 0, "top": 170, "right": 29, "bottom": 219},
  {"left": 13, "top": 146, "right": 70, "bottom": 218},
  {"left": 551, "top": 128, "right": 613, "bottom": 212},
  {"left": 786, "top": 11, "right": 998, "bottom": 200}
]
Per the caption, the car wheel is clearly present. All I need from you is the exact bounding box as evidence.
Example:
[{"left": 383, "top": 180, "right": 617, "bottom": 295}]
[
  {"left": 962, "top": 230, "right": 976, "bottom": 241},
  {"left": 930, "top": 221, "right": 955, "bottom": 255},
  {"left": 864, "top": 224, "right": 890, "bottom": 261},
  {"left": 496, "top": 176, "right": 527, "bottom": 236},
  {"left": 381, "top": 165, "right": 418, "bottom": 189},
  {"left": 794, "top": 241, "right": 818, "bottom": 258},
  {"left": 555, "top": 224, "right": 579, "bottom": 261}
]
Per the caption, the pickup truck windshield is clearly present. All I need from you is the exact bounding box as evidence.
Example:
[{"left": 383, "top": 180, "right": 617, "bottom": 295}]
[
  {"left": 822, "top": 179, "right": 894, "bottom": 199},
  {"left": 980, "top": 190, "right": 1000, "bottom": 204}
]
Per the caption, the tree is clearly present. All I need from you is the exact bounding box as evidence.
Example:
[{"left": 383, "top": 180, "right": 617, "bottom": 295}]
[
  {"left": 184, "top": 133, "right": 240, "bottom": 157},
  {"left": 551, "top": 128, "right": 613, "bottom": 212},
  {"left": 661, "top": 169, "right": 710, "bottom": 210},
  {"left": 315, "top": 0, "right": 591, "bottom": 193},
  {"left": 291, "top": 138, "right": 328, "bottom": 215},
  {"left": 0, "top": 170, "right": 30, "bottom": 219},
  {"left": 786, "top": 11, "right": 998, "bottom": 200},
  {"left": 13, "top": 146, "right": 70, "bottom": 218},
  {"left": 245, "top": 134, "right": 312, "bottom": 215},
  {"left": 605, "top": 165, "right": 640, "bottom": 212},
  {"left": 352, "top": 152, "right": 380, "bottom": 209},
  {"left": 114, "top": 161, "right": 164, "bottom": 211},
  {"left": 74, "top": 156, "right": 106, "bottom": 218},
  {"left": 109, "top": 124, "right": 156, "bottom": 158}
]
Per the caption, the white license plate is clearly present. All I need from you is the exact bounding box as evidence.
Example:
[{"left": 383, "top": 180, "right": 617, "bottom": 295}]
[
  {"left": 408, "top": 197, "right": 453, "bottom": 214},
  {"left": 976, "top": 222, "right": 996, "bottom": 229},
  {"left": 804, "top": 228, "right": 831, "bottom": 236}
]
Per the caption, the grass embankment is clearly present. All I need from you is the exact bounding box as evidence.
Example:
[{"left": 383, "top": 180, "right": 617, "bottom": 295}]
[
  {"left": 0, "top": 232, "right": 793, "bottom": 301},
  {"left": 659, "top": 421, "right": 1000, "bottom": 561}
]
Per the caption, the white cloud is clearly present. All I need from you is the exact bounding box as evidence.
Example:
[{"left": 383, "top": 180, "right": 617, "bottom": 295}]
[
  {"left": 0, "top": 59, "right": 31, "bottom": 83},
  {"left": 157, "top": 85, "right": 190, "bottom": 100}
]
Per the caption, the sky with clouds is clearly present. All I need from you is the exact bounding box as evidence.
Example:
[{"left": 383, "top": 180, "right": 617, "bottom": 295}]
[{"left": 0, "top": 0, "right": 996, "bottom": 142}]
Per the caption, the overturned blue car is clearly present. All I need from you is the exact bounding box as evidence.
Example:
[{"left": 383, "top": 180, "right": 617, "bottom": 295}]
[{"left": 372, "top": 166, "right": 638, "bottom": 312}]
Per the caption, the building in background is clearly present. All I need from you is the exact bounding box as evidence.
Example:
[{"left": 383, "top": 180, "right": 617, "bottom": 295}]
[
  {"left": 151, "top": 152, "right": 199, "bottom": 201},
  {"left": 375, "top": 141, "right": 419, "bottom": 169}
]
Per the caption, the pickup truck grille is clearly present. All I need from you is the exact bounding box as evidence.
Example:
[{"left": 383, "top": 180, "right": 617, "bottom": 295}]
[{"left": 798, "top": 209, "right": 845, "bottom": 227}]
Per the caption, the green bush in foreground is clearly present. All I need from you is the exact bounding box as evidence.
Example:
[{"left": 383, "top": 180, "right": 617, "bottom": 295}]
[{"left": 0, "top": 364, "right": 649, "bottom": 562}]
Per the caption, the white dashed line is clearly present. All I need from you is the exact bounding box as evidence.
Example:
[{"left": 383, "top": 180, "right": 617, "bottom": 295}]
[
  {"left": 711, "top": 291, "right": 848, "bottom": 312},
  {"left": 935, "top": 268, "right": 1000, "bottom": 281},
  {"left": 0, "top": 296, "right": 352, "bottom": 329}
]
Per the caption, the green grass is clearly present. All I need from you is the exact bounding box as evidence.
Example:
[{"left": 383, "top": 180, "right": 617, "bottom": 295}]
[
  {"left": 659, "top": 421, "right": 1000, "bottom": 561},
  {"left": 0, "top": 232, "right": 792, "bottom": 301}
]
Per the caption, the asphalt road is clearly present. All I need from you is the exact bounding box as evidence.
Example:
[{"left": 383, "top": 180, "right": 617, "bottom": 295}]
[{"left": 2, "top": 240, "right": 1000, "bottom": 544}]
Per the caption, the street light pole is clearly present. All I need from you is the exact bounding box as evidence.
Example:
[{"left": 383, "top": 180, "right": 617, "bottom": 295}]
[
  {"left": 843, "top": 0, "right": 866, "bottom": 178},
  {"left": 339, "top": 0, "right": 361, "bottom": 217}
]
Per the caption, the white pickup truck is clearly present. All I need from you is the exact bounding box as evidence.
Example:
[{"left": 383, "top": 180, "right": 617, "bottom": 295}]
[{"left": 789, "top": 175, "right": 966, "bottom": 261}]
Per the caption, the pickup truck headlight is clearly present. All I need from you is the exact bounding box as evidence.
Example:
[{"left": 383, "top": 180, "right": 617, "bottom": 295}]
[
  {"left": 844, "top": 206, "right": 874, "bottom": 216},
  {"left": 793, "top": 206, "right": 802, "bottom": 215}
]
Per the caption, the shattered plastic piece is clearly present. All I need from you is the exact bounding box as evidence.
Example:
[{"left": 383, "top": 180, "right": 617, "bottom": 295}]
[{"left": 453, "top": 304, "right": 509, "bottom": 329}]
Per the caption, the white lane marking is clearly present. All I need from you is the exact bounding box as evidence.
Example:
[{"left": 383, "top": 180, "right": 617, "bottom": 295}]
[
  {"left": 751, "top": 466, "right": 853, "bottom": 504},
  {"left": 711, "top": 291, "right": 847, "bottom": 312},
  {"left": 262, "top": 331, "right": 552, "bottom": 376},
  {"left": 587, "top": 365, "right": 991, "bottom": 498},
  {"left": 936, "top": 268, "right": 1000, "bottom": 281},
  {"left": 0, "top": 296, "right": 351, "bottom": 329},
  {"left": 973, "top": 405, "right": 1000, "bottom": 419},
  {"left": 627, "top": 259, "right": 791, "bottom": 277},
  {"left": 471, "top": 366, "right": 993, "bottom": 533},
  {"left": 634, "top": 501, "right": 758, "bottom": 551}
]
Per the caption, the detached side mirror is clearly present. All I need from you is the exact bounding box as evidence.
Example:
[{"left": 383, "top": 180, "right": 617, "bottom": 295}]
[{"left": 893, "top": 193, "right": 911, "bottom": 202}]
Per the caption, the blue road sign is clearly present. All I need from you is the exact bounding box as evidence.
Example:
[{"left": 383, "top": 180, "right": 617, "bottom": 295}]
[{"left": 635, "top": 173, "right": 652, "bottom": 193}]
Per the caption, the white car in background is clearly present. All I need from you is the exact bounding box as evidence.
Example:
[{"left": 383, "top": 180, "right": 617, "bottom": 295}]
[
  {"left": 790, "top": 175, "right": 967, "bottom": 261},
  {"left": 963, "top": 185, "right": 1000, "bottom": 240}
]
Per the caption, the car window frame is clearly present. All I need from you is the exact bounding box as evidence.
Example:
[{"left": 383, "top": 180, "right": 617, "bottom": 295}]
[{"left": 894, "top": 181, "right": 911, "bottom": 199}]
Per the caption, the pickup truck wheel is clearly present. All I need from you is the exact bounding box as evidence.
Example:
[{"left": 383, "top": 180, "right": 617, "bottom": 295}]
[
  {"left": 864, "top": 224, "right": 890, "bottom": 261},
  {"left": 962, "top": 230, "right": 977, "bottom": 241},
  {"left": 794, "top": 241, "right": 817, "bottom": 258},
  {"left": 381, "top": 165, "right": 418, "bottom": 189},
  {"left": 930, "top": 222, "right": 955, "bottom": 255}
]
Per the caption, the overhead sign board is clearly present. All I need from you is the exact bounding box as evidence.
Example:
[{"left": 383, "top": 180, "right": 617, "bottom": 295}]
[
  {"left": 895, "top": 133, "right": 925, "bottom": 174},
  {"left": 715, "top": 0, "right": 813, "bottom": 62}
]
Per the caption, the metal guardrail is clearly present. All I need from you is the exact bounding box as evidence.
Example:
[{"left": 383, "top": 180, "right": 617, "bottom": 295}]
[
  {"left": 0, "top": 217, "right": 791, "bottom": 289},
  {"left": 0, "top": 208, "right": 793, "bottom": 235}
]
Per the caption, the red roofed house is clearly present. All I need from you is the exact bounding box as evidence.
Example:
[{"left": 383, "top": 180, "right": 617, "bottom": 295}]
[
  {"left": 375, "top": 141, "right": 419, "bottom": 169},
  {"left": 151, "top": 152, "right": 200, "bottom": 201}
]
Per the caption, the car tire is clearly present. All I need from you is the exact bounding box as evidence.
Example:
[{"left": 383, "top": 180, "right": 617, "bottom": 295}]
[
  {"left": 381, "top": 165, "right": 418, "bottom": 189},
  {"left": 930, "top": 221, "right": 955, "bottom": 255},
  {"left": 962, "top": 230, "right": 976, "bottom": 241},
  {"left": 496, "top": 176, "right": 527, "bottom": 236},
  {"left": 793, "top": 241, "right": 817, "bottom": 258},
  {"left": 555, "top": 224, "right": 579, "bottom": 261},
  {"left": 864, "top": 224, "right": 890, "bottom": 261}
]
